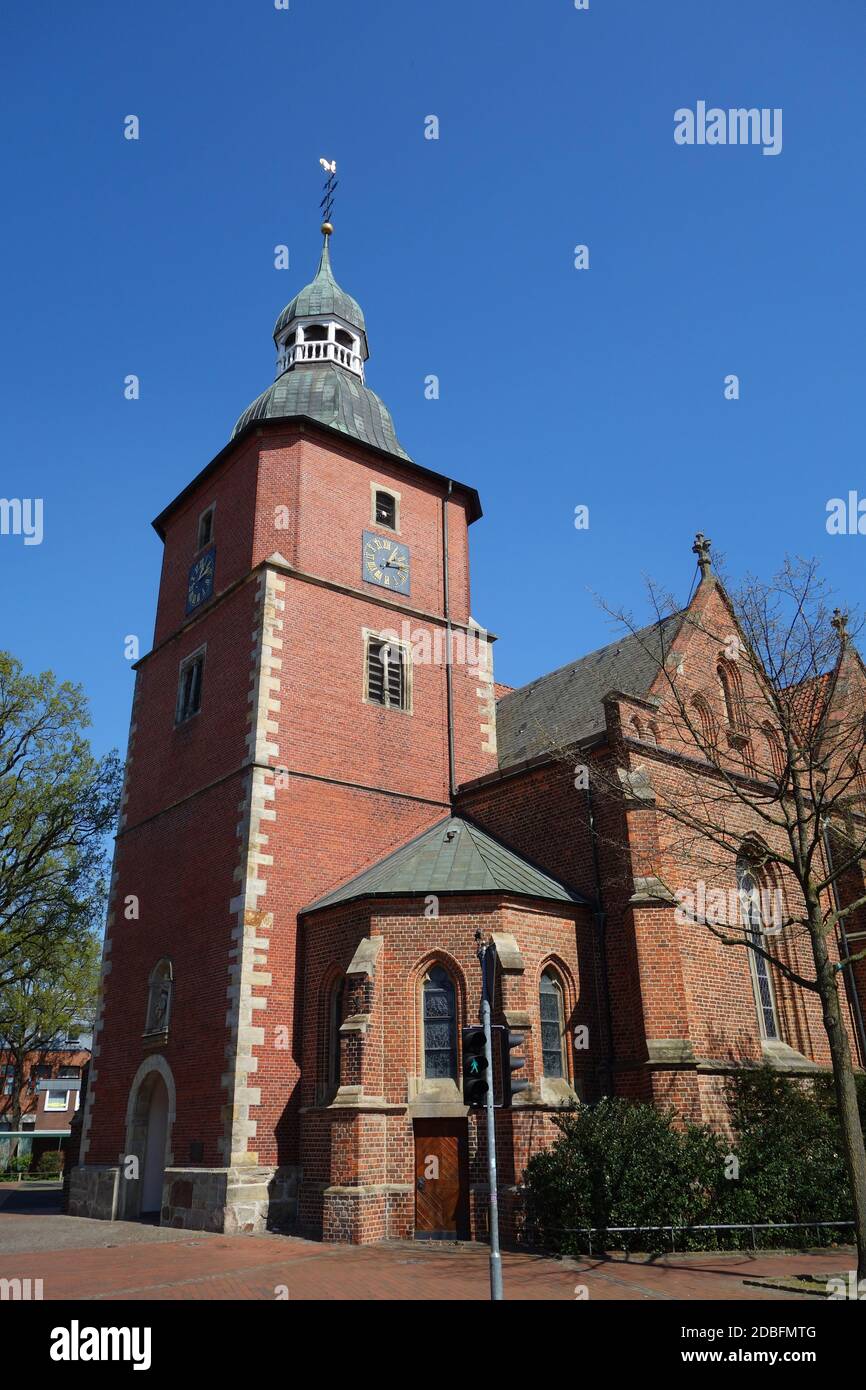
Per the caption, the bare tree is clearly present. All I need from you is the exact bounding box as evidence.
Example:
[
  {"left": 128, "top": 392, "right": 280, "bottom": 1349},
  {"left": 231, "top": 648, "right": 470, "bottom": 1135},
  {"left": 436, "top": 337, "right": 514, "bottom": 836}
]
[{"left": 545, "top": 546, "right": 866, "bottom": 1277}]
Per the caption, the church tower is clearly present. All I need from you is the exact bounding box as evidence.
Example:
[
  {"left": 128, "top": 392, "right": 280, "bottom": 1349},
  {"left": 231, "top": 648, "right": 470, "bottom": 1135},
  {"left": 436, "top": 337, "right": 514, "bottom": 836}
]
[{"left": 68, "top": 210, "right": 503, "bottom": 1234}]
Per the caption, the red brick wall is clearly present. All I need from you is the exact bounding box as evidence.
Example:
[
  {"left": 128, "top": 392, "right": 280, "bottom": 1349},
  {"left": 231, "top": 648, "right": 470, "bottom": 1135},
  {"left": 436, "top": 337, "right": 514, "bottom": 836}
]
[
  {"left": 456, "top": 578, "right": 866, "bottom": 1127},
  {"left": 253, "top": 429, "right": 474, "bottom": 627},
  {"left": 298, "top": 892, "right": 590, "bottom": 1240},
  {"left": 86, "top": 777, "right": 242, "bottom": 1168},
  {"left": 86, "top": 417, "right": 495, "bottom": 1181},
  {"left": 153, "top": 434, "right": 259, "bottom": 648}
]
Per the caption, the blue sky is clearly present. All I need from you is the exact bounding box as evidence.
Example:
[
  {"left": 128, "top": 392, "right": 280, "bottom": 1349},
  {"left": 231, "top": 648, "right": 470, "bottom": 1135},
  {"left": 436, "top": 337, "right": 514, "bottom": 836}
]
[{"left": 1, "top": 0, "right": 864, "bottom": 759}]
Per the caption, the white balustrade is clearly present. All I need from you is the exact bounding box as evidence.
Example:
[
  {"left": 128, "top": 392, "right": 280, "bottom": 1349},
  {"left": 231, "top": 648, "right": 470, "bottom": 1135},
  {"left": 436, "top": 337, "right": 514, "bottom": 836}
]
[{"left": 275, "top": 339, "right": 364, "bottom": 380}]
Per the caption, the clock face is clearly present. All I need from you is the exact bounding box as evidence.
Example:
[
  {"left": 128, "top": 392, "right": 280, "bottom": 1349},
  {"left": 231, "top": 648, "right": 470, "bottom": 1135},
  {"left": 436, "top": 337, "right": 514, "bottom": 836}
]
[
  {"left": 362, "top": 531, "right": 410, "bottom": 595},
  {"left": 186, "top": 546, "right": 216, "bottom": 614}
]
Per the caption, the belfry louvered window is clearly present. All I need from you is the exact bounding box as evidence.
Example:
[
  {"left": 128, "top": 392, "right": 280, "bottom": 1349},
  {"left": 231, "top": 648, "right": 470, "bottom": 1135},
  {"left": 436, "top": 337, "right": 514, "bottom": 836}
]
[
  {"left": 176, "top": 649, "right": 205, "bottom": 724},
  {"left": 366, "top": 636, "right": 409, "bottom": 711},
  {"left": 375, "top": 489, "right": 397, "bottom": 529}
]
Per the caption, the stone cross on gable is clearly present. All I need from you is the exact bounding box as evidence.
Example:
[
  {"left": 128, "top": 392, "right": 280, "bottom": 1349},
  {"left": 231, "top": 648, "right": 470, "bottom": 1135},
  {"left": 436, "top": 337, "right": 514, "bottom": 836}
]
[
  {"left": 692, "top": 532, "right": 712, "bottom": 578},
  {"left": 832, "top": 608, "right": 849, "bottom": 644}
]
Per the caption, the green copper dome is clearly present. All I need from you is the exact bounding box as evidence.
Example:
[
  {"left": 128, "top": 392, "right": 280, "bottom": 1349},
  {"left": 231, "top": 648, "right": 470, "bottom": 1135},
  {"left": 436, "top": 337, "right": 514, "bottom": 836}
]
[
  {"left": 232, "top": 361, "right": 412, "bottom": 460},
  {"left": 233, "top": 237, "right": 411, "bottom": 461},
  {"left": 273, "top": 242, "right": 365, "bottom": 341}
]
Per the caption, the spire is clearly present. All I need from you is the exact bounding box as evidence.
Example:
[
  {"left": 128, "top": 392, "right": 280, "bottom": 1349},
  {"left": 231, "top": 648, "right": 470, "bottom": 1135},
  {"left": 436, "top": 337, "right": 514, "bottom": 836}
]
[
  {"left": 231, "top": 168, "right": 411, "bottom": 461},
  {"left": 319, "top": 156, "right": 337, "bottom": 240},
  {"left": 692, "top": 531, "right": 713, "bottom": 580},
  {"left": 270, "top": 158, "right": 368, "bottom": 377}
]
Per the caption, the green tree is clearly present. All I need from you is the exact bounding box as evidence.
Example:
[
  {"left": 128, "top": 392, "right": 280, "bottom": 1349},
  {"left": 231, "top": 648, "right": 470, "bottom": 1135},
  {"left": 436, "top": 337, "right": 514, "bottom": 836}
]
[
  {"left": 0, "top": 935, "right": 100, "bottom": 1156},
  {"left": 0, "top": 651, "right": 120, "bottom": 990}
]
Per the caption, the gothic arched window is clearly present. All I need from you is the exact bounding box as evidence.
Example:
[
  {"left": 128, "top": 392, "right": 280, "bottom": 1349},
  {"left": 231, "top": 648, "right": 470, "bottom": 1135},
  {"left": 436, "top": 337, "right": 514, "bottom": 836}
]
[
  {"left": 763, "top": 724, "right": 785, "bottom": 780},
  {"left": 737, "top": 857, "right": 779, "bottom": 1041},
  {"left": 539, "top": 969, "right": 567, "bottom": 1078},
  {"left": 422, "top": 965, "right": 457, "bottom": 1080},
  {"left": 718, "top": 660, "right": 748, "bottom": 732},
  {"left": 692, "top": 694, "right": 719, "bottom": 753},
  {"left": 144, "top": 960, "right": 173, "bottom": 1038},
  {"left": 326, "top": 977, "right": 345, "bottom": 1090}
]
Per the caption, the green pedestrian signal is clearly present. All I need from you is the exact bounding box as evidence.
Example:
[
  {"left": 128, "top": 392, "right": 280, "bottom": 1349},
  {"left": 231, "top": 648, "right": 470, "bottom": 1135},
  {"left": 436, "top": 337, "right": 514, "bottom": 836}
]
[{"left": 461, "top": 1025, "right": 489, "bottom": 1109}]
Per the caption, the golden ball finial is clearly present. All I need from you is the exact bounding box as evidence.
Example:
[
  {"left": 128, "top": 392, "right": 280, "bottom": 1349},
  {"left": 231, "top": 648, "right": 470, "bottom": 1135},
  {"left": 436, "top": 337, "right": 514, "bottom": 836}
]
[{"left": 321, "top": 220, "right": 334, "bottom": 237}]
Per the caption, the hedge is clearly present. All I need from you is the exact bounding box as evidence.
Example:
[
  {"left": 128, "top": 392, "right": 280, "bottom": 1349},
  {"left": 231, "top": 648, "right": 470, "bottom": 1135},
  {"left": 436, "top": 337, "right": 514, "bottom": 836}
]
[{"left": 523, "top": 1068, "right": 866, "bottom": 1254}]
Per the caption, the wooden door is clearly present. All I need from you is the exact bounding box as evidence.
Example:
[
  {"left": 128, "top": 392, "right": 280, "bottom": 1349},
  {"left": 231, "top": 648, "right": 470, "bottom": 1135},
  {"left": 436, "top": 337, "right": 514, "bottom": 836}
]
[{"left": 413, "top": 1120, "right": 469, "bottom": 1239}]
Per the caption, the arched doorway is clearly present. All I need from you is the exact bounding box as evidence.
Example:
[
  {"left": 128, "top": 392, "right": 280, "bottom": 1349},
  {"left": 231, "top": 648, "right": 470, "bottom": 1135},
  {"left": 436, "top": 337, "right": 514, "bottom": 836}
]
[
  {"left": 121, "top": 1057, "right": 176, "bottom": 1222},
  {"left": 140, "top": 1075, "right": 169, "bottom": 1216}
]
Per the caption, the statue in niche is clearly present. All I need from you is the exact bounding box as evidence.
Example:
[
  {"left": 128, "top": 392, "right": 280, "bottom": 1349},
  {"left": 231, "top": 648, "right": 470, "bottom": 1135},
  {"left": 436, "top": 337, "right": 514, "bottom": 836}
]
[{"left": 145, "top": 961, "right": 173, "bottom": 1036}]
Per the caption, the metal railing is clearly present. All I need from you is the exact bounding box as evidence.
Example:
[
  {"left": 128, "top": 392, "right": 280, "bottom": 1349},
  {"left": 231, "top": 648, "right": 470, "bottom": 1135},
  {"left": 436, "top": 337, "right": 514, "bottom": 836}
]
[{"left": 531, "top": 1219, "right": 855, "bottom": 1255}]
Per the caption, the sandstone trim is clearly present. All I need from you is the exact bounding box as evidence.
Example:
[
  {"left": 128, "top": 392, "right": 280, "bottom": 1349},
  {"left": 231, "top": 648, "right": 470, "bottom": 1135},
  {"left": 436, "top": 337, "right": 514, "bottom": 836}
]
[{"left": 220, "top": 567, "right": 285, "bottom": 1166}]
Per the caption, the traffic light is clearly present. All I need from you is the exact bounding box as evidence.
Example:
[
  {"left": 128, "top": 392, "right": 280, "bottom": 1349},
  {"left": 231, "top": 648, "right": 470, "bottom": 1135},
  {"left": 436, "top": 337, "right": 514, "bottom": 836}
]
[
  {"left": 462, "top": 1025, "right": 489, "bottom": 1109},
  {"left": 501, "top": 1030, "right": 529, "bottom": 1108}
]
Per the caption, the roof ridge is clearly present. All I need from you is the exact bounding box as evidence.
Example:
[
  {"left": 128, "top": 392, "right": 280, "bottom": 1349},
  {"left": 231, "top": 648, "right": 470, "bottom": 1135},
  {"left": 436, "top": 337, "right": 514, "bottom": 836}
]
[{"left": 460, "top": 818, "right": 506, "bottom": 882}]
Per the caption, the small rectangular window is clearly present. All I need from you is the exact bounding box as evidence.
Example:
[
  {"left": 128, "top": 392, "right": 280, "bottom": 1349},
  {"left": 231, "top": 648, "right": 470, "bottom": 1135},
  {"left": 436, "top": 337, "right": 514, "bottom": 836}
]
[
  {"left": 45, "top": 1089, "right": 69, "bottom": 1112},
  {"left": 374, "top": 489, "right": 397, "bottom": 530},
  {"left": 176, "top": 649, "right": 205, "bottom": 724},
  {"left": 365, "top": 636, "right": 409, "bottom": 711},
  {"left": 197, "top": 505, "right": 215, "bottom": 551}
]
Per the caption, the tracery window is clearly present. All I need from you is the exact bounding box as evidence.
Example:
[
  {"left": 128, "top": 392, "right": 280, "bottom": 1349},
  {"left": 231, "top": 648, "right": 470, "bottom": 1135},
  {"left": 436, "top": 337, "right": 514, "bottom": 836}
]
[
  {"left": 422, "top": 965, "right": 457, "bottom": 1080},
  {"left": 539, "top": 970, "right": 567, "bottom": 1078},
  {"left": 737, "top": 858, "right": 779, "bottom": 1040}
]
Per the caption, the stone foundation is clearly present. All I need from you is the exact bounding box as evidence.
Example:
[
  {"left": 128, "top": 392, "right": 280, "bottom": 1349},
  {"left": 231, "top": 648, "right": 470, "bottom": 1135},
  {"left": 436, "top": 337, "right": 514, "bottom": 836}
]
[
  {"left": 68, "top": 1163, "right": 299, "bottom": 1233},
  {"left": 67, "top": 1164, "right": 121, "bottom": 1220},
  {"left": 162, "top": 1165, "right": 299, "bottom": 1232}
]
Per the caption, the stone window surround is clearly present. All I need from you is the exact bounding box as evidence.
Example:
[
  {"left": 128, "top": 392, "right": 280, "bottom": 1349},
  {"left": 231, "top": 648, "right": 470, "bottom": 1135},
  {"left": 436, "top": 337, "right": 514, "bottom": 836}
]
[
  {"left": 361, "top": 627, "right": 413, "bottom": 714},
  {"left": 175, "top": 644, "right": 207, "bottom": 725},
  {"left": 143, "top": 957, "right": 173, "bottom": 1044},
  {"left": 370, "top": 482, "right": 401, "bottom": 534},
  {"left": 411, "top": 952, "right": 466, "bottom": 1105},
  {"left": 195, "top": 501, "right": 215, "bottom": 554}
]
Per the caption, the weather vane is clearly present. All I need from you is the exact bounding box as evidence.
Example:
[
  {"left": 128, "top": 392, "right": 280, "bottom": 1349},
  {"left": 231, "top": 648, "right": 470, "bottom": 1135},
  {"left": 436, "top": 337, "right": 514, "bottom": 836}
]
[{"left": 319, "top": 157, "right": 337, "bottom": 237}]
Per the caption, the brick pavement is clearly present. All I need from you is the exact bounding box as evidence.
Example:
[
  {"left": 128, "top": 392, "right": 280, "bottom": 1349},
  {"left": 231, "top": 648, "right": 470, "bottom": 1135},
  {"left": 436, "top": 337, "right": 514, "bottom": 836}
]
[{"left": 0, "top": 1189, "right": 855, "bottom": 1300}]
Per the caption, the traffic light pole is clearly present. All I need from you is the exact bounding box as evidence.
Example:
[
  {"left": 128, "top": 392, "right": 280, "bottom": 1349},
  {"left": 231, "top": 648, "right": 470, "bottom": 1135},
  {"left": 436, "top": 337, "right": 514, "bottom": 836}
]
[{"left": 479, "top": 942, "right": 504, "bottom": 1301}]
